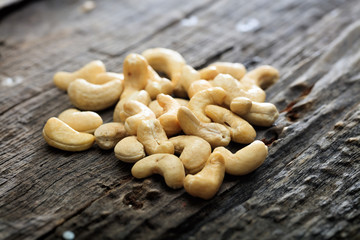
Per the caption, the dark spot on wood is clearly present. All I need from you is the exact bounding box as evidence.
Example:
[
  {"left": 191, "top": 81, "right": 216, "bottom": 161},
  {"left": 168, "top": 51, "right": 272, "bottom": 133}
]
[{"left": 145, "top": 190, "right": 161, "bottom": 201}]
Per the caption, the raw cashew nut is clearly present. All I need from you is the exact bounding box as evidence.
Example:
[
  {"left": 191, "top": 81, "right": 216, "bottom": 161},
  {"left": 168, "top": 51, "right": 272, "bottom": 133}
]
[
  {"left": 137, "top": 119, "right": 174, "bottom": 155},
  {"left": 187, "top": 80, "right": 213, "bottom": 99},
  {"left": 94, "top": 122, "right": 127, "bottom": 150},
  {"left": 67, "top": 79, "right": 123, "bottom": 111},
  {"left": 113, "top": 90, "right": 151, "bottom": 123},
  {"left": 149, "top": 98, "right": 189, "bottom": 118},
  {"left": 177, "top": 107, "right": 231, "bottom": 148},
  {"left": 58, "top": 108, "right": 103, "bottom": 134},
  {"left": 53, "top": 60, "right": 106, "bottom": 91},
  {"left": 114, "top": 136, "right": 145, "bottom": 163},
  {"left": 131, "top": 154, "right": 185, "bottom": 189},
  {"left": 183, "top": 152, "right": 225, "bottom": 200},
  {"left": 187, "top": 87, "right": 227, "bottom": 123},
  {"left": 179, "top": 65, "right": 201, "bottom": 93},
  {"left": 231, "top": 98, "right": 279, "bottom": 127},
  {"left": 157, "top": 94, "right": 182, "bottom": 136},
  {"left": 213, "top": 140, "right": 268, "bottom": 175},
  {"left": 169, "top": 135, "right": 211, "bottom": 174},
  {"left": 205, "top": 105, "right": 256, "bottom": 144},
  {"left": 229, "top": 97, "right": 252, "bottom": 116},
  {"left": 199, "top": 62, "right": 246, "bottom": 80},
  {"left": 94, "top": 72, "right": 124, "bottom": 84},
  {"left": 42, "top": 117, "right": 95, "bottom": 151},
  {"left": 241, "top": 65, "right": 279, "bottom": 90},
  {"left": 198, "top": 66, "right": 219, "bottom": 80},
  {"left": 121, "top": 53, "right": 149, "bottom": 100},
  {"left": 123, "top": 100, "right": 156, "bottom": 135},
  {"left": 145, "top": 66, "right": 173, "bottom": 99}
]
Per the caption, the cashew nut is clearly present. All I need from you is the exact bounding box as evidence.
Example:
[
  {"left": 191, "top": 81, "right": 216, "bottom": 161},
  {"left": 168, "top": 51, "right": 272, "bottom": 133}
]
[
  {"left": 94, "top": 72, "right": 124, "bottom": 84},
  {"left": 177, "top": 106, "right": 231, "bottom": 148},
  {"left": 121, "top": 53, "right": 149, "bottom": 100},
  {"left": 178, "top": 65, "right": 200, "bottom": 94},
  {"left": 58, "top": 108, "right": 103, "bottom": 134},
  {"left": 228, "top": 97, "right": 252, "bottom": 116},
  {"left": 114, "top": 136, "right": 145, "bottom": 163},
  {"left": 169, "top": 135, "right": 211, "bottom": 174},
  {"left": 131, "top": 154, "right": 185, "bottom": 189},
  {"left": 231, "top": 97, "right": 279, "bottom": 127},
  {"left": 94, "top": 122, "right": 127, "bottom": 150},
  {"left": 137, "top": 119, "right": 174, "bottom": 155},
  {"left": 67, "top": 79, "right": 123, "bottom": 111},
  {"left": 187, "top": 79, "right": 213, "bottom": 99},
  {"left": 240, "top": 65, "right": 279, "bottom": 90},
  {"left": 123, "top": 100, "right": 156, "bottom": 135},
  {"left": 187, "top": 87, "right": 227, "bottom": 123},
  {"left": 198, "top": 66, "right": 219, "bottom": 80},
  {"left": 157, "top": 94, "right": 182, "bottom": 136},
  {"left": 205, "top": 105, "right": 256, "bottom": 144},
  {"left": 183, "top": 152, "right": 225, "bottom": 199},
  {"left": 42, "top": 117, "right": 95, "bottom": 151},
  {"left": 213, "top": 140, "right": 268, "bottom": 175},
  {"left": 145, "top": 66, "right": 173, "bottom": 99},
  {"left": 149, "top": 98, "right": 189, "bottom": 118},
  {"left": 199, "top": 62, "right": 246, "bottom": 80},
  {"left": 53, "top": 60, "right": 106, "bottom": 91}
]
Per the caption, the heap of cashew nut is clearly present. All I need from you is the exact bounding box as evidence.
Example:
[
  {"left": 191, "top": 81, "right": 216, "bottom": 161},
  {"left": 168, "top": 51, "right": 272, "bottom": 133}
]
[{"left": 43, "top": 48, "right": 279, "bottom": 200}]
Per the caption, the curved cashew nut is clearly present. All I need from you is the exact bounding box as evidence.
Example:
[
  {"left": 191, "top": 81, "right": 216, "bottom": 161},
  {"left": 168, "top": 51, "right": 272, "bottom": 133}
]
[
  {"left": 94, "top": 72, "right": 124, "bottom": 85},
  {"left": 67, "top": 79, "right": 123, "bottom": 111},
  {"left": 199, "top": 62, "right": 246, "bottom": 80},
  {"left": 113, "top": 90, "right": 151, "bottom": 122},
  {"left": 121, "top": 53, "right": 149, "bottom": 100},
  {"left": 187, "top": 87, "right": 227, "bottom": 123},
  {"left": 157, "top": 94, "right": 182, "bottom": 136},
  {"left": 123, "top": 100, "right": 156, "bottom": 135},
  {"left": 149, "top": 98, "right": 189, "bottom": 118},
  {"left": 53, "top": 60, "right": 106, "bottom": 91},
  {"left": 114, "top": 136, "right": 145, "bottom": 163},
  {"left": 179, "top": 65, "right": 201, "bottom": 93},
  {"left": 131, "top": 154, "right": 185, "bottom": 189},
  {"left": 228, "top": 97, "right": 252, "bottom": 116},
  {"left": 213, "top": 140, "right": 268, "bottom": 175},
  {"left": 231, "top": 97, "right": 279, "bottom": 127},
  {"left": 58, "top": 108, "right": 103, "bottom": 134},
  {"left": 169, "top": 135, "right": 211, "bottom": 174},
  {"left": 137, "top": 119, "right": 174, "bottom": 155},
  {"left": 145, "top": 66, "right": 173, "bottom": 99},
  {"left": 241, "top": 65, "right": 279, "bottom": 90},
  {"left": 94, "top": 122, "right": 128, "bottom": 150},
  {"left": 187, "top": 80, "right": 213, "bottom": 99},
  {"left": 183, "top": 152, "right": 225, "bottom": 200},
  {"left": 205, "top": 105, "right": 256, "bottom": 144},
  {"left": 177, "top": 106, "right": 231, "bottom": 148},
  {"left": 42, "top": 117, "right": 95, "bottom": 151}
]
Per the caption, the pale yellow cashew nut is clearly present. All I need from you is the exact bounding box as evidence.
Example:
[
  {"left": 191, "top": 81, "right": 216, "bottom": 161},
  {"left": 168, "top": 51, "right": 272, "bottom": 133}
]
[
  {"left": 157, "top": 94, "right": 182, "bottom": 136},
  {"left": 169, "top": 135, "right": 211, "bottom": 174},
  {"left": 178, "top": 65, "right": 201, "bottom": 95},
  {"left": 53, "top": 60, "right": 106, "bottom": 91},
  {"left": 58, "top": 108, "right": 103, "bottom": 134},
  {"left": 94, "top": 122, "right": 128, "bottom": 150},
  {"left": 187, "top": 80, "right": 213, "bottom": 99},
  {"left": 187, "top": 87, "right": 227, "bottom": 123},
  {"left": 183, "top": 152, "right": 225, "bottom": 200},
  {"left": 149, "top": 98, "right": 189, "bottom": 118},
  {"left": 114, "top": 136, "right": 145, "bottom": 163},
  {"left": 240, "top": 65, "right": 279, "bottom": 90},
  {"left": 94, "top": 72, "right": 124, "bottom": 85},
  {"left": 177, "top": 106, "right": 231, "bottom": 148},
  {"left": 42, "top": 117, "right": 95, "bottom": 151},
  {"left": 213, "top": 140, "right": 268, "bottom": 175},
  {"left": 199, "top": 62, "right": 246, "bottom": 80},
  {"left": 131, "top": 154, "right": 185, "bottom": 189},
  {"left": 228, "top": 97, "right": 253, "bottom": 116},
  {"left": 137, "top": 119, "right": 174, "bottom": 155},
  {"left": 145, "top": 66, "right": 173, "bottom": 99},
  {"left": 67, "top": 79, "right": 123, "bottom": 111},
  {"left": 205, "top": 105, "right": 256, "bottom": 144},
  {"left": 123, "top": 100, "right": 156, "bottom": 135}
]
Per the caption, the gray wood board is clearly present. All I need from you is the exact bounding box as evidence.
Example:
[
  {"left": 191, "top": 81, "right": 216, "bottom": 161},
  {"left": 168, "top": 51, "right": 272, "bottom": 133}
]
[{"left": 0, "top": 0, "right": 359, "bottom": 239}]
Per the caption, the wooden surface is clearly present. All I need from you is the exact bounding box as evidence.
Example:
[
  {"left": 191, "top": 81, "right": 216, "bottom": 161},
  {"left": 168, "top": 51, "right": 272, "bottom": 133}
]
[{"left": 1, "top": 0, "right": 360, "bottom": 239}]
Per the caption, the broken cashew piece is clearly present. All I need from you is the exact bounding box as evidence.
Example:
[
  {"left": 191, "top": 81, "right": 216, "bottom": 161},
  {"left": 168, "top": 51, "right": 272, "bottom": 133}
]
[
  {"left": 205, "top": 105, "right": 256, "bottom": 144},
  {"left": 123, "top": 100, "right": 156, "bottom": 135},
  {"left": 177, "top": 106, "right": 231, "bottom": 148},
  {"left": 184, "top": 152, "right": 225, "bottom": 200},
  {"left": 213, "top": 140, "right": 268, "bottom": 175},
  {"left": 67, "top": 78, "right": 123, "bottom": 111},
  {"left": 137, "top": 119, "right": 174, "bottom": 155},
  {"left": 58, "top": 108, "right": 103, "bottom": 134},
  {"left": 94, "top": 122, "right": 128, "bottom": 150},
  {"left": 157, "top": 94, "right": 182, "bottom": 136},
  {"left": 187, "top": 87, "right": 227, "bottom": 123},
  {"left": 187, "top": 79, "right": 213, "bottom": 99},
  {"left": 94, "top": 72, "right": 124, "bottom": 85},
  {"left": 114, "top": 136, "right": 145, "bottom": 163},
  {"left": 53, "top": 60, "right": 106, "bottom": 91},
  {"left": 42, "top": 117, "right": 95, "bottom": 151},
  {"left": 169, "top": 135, "right": 211, "bottom": 174},
  {"left": 131, "top": 154, "right": 185, "bottom": 189}
]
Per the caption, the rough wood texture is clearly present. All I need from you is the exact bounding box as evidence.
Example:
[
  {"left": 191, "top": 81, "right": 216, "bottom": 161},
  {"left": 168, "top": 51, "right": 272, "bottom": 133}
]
[{"left": 1, "top": 0, "right": 359, "bottom": 239}]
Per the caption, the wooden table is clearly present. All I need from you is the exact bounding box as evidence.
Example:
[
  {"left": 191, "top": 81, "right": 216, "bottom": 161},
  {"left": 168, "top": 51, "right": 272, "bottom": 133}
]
[{"left": 1, "top": 0, "right": 359, "bottom": 239}]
